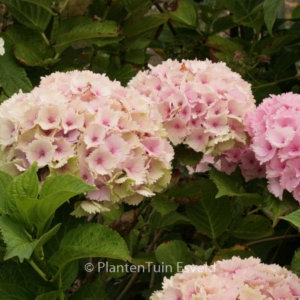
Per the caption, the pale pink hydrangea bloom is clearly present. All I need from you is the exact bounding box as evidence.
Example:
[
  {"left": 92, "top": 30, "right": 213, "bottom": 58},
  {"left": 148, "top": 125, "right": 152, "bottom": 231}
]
[
  {"left": 129, "top": 59, "right": 256, "bottom": 156},
  {"left": 0, "top": 70, "right": 174, "bottom": 215},
  {"left": 150, "top": 256, "right": 300, "bottom": 300},
  {"left": 246, "top": 92, "right": 300, "bottom": 202}
]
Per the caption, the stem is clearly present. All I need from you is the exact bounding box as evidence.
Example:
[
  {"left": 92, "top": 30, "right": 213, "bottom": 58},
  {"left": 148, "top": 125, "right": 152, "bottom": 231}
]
[
  {"left": 246, "top": 234, "right": 300, "bottom": 247},
  {"left": 247, "top": 207, "right": 261, "bottom": 216},
  {"left": 59, "top": 0, "right": 70, "bottom": 13},
  {"left": 149, "top": 265, "right": 155, "bottom": 289},
  {"left": 253, "top": 75, "right": 300, "bottom": 90},
  {"left": 152, "top": 0, "right": 177, "bottom": 36},
  {"left": 146, "top": 230, "right": 164, "bottom": 253},
  {"left": 102, "top": 0, "right": 113, "bottom": 21},
  {"left": 270, "top": 227, "right": 291, "bottom": 264},
  {"left": 59, "top": 292, "right": 65, "bottom": 300},
  {"left": 27, "top": 259, "right": 49, "bottom": 281},
  {"left": 41, "top": 32, "right": 50, "bottom": 46},
  {"left": 115, "top": 271, "right": 139, "bottom": 300}
]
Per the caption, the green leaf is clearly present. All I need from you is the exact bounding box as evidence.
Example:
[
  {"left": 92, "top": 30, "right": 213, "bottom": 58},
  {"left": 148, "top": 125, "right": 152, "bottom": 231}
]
[
  {"left": 155, "top": 240, "right": 193, "bottom": 275},
  {"left": 122, "top": 13, "right": 168, "bottom": 38},
  {"left": 101, "top": 204, "right": 124, "bottom": 225},
  {"left": 123, "top": 0, "right": 152, "bottom": 12},
  {"left": 2, "top": 0, "right": 52, "bottom": 32},
  {"left": 230, "top": 215, "right": 274, "bottom": 240},
  {"left": 213, "top": 15, "right": 237, "bottom": 34},
  {"left": 206, "top": 35, "right": 244, "bottom": 57},
  {"left": 33, "top": 174, "right": 96, "bottom": 236},
  {"left": 0, "top": 41, "right": 32, "bottom": 96},
  {"left": 5, "top": 26, "right": 57, "bottom": 67},
  {"left": 150, "top": 211, "right": 190, "bottom": 230},
  {"left": 40, "top": 174, "right": 95, "bottom": 198},
  {"left": 186, "top": 179, "right": 232, "bottom": 239},
  {"left": 0, "top": 282, "right": 34, "bottom": 299},
  {"left": 291, "top": 248, "right": 300, "bottom": 277},
  {"left": 48, "top": 224, "right": 130, "bottom": 270},
  {"left": 264, "top": 0, "right": 284, "bottom": 35},
  {"left": 35, "top": 291, "right": 62, "bottom": 300},
  {"left": 124, "top": 49, "right": 146, "bottom": 64},
  {"left": 225, "top": 0, "right": 264, "bottom": 31},
  {"left": 7, "top": 163, "right": 39, "bottom": 225},
  {"left": 107, "top": 64, "right": 138, "bottom": 86},
  {"left": 280, "top": 209, "right": 300, "bottom": 227},
  {"left": 169, "top": 0, "right": 199, "bottom": 28},
  {"left": 59, "top": 261, "right": 78, "bottom": 290},
  {"left": 0, "top": 170, "right": 13, "bottom": 215},
  {"left": 151, "top": 195, "right": 179, "bottom": 216},
  {"left": 70, "top": 280, "right": 106, "bottom": 300},
  {"left": 264, "top": 193, "right": 298, "bottom": 226},
  {"left": 209, "top": 169, "right": 264, "bottom": 205},
  {"left": 22, "top": 0, "right": 55, "bottom": 15},
  {"left": 54, "top": 19, "right": 120, "bottom": 55},
  {"left": 166, "top": 180, "right": 204, "bottom": 199},
  {"left": 174, "top": 145, "right": 203, "bottom": 166},
  {"left": 132, "top": 252, "right": 156, "bottom": 267},
  {"left": 0, "top": 260, "right": 51, "bottom": 295},
  {"left": 8, "top": 162, "right": 39, "bottom": 200},
  {"left": 0, "top": 215, "right": 38, "bottom": 262}
]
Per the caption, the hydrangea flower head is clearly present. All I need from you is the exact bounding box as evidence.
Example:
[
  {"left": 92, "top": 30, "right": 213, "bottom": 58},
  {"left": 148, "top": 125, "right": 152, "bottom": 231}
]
[
  {"left": 150, "top": 256, "right": 300, "bottom": 300},
  {"left": 129, "top": 59, "right": 256, "bottom": 155},
  {"left": 0, "top": 70, "right": 174, "bottom": 215},
  {"left": 246, "top": 92, "right": 300, "bottom": 202}
]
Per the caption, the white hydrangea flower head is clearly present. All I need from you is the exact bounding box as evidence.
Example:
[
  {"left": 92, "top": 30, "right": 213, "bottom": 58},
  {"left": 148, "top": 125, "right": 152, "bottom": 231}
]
[{"left": 0, "top": 70, "right": 174, "bottom": 215}]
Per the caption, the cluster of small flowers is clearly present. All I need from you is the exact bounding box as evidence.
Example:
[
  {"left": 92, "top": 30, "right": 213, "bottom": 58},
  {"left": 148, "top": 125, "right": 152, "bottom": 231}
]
[
  {"left": 150, "top": 256, "right": 300, "bottom": 300},
  {"left": 246, "top": 92, "right": 300, "bottom": 202},
  {"left": 188, "top": 147, "right": 265, "bottom": 182},
  {"left": 129, "top": 59, "right": 256, "bottom": 156},
  {"left": 0, "top": 70, "right": 174, "bottom": 215}
]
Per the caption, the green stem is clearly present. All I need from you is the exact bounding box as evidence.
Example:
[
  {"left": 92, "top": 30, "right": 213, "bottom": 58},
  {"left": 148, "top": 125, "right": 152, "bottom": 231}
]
[
  {"left": 41, "top": 32, "right": 50, "bottom": 46},
  {"left": 27, "top": 259, "right": 49, "bottom": 281},
  {"left": 247, "top": 207, "right": 261, "bottom": 215},
  {"left": 253, "top": 75, "right": 300, "bottom": 90},
  {"left": 59, "top": 0, "right": 70, "bottom": 13},
  {"left": 246, "top": 234, "right": 300, "bottom": 247},
  {"left": 23, "top": 228, "right": 33, "bottom": 241},
  {"left": 59, "top": 292, "right": 65, "bottom": 300}
]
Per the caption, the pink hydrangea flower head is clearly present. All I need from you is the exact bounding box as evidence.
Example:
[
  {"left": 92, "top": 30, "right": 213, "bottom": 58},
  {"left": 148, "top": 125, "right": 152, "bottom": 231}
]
[
  {"left": 150, "top": 256, "right": 300, "bottom": 300},
  {"left": 0, "top": 70, "right": 174, "bottom": 215},
  {"left": 246, "top": 92, "right": 300, "bottom": 202},
  {"left": 129, "top": 59, "right": 256, "bottom": 156}
]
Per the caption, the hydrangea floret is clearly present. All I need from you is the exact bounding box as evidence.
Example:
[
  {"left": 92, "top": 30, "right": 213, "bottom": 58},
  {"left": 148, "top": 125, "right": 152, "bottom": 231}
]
[
  {"left": 150, "top": 256, "right": 300, "bottom": 300},
  {"left": 0, "top": 38, "right": 5, "bottom": 56},
  {"left": 129, "top": 59, "right": 256, "bottom": 156},
  {"left": 0, "top": 70, "right": 174, "bottom": 215},
  {"left": 245, "top": 92, "right": 300, "bottom": 202}
]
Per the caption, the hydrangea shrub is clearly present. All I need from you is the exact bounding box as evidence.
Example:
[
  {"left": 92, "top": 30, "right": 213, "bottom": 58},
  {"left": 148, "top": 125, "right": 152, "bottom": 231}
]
[
  {"left": 151, "top": 257, "right": 300, "bottom": 300},
  {"left": 0, "top": 70, "right": 174, "bottom": 215},
  {"left": 129, "top": 59, "right": 256, "bottom": 156}
]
